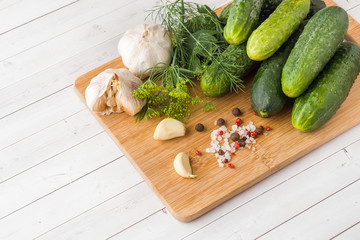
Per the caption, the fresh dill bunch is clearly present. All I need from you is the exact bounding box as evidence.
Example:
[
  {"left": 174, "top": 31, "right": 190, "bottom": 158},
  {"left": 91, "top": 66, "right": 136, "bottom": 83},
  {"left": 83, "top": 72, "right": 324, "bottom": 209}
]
[{"left": 133, "top": 78, "right": 204, "bottom": 122}]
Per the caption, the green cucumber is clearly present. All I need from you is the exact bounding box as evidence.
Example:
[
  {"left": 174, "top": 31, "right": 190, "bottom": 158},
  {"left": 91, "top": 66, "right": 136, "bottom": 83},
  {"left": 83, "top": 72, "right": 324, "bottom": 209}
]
[
  {"left": 282, "top": 6, "right": 349, "bottom": 98},
  {"left": 224, "top": 0, "right": 263, "bottom": 45},
  {"left": 247, "top": 0, "right": 310, "bottom": 61},
  {"left": 201, "top": 43, "right": 258, "bottom": 97},
  {"left": 292, "top": 42, "right": 360, "bottom": 132},
  {"left": 250, "top": 22, "right": 305, "bottom": 118},
  {"left": 221, "top": 0, "right": 283, "bottom": 24}
]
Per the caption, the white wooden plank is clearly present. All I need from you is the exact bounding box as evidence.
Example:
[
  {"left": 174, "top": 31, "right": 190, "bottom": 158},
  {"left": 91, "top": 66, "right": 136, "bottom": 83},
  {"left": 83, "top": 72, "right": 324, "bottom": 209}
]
[
  {"left": 111, "top": 144, "right": 359, "bottom": 240},
  {"left": 0, "top": 131, "right": 122, "bottom": 219},
  {"left": 36, "top": 182, "right": 163, "bottom": 240},
  {"left": 182, "top": 151, "right": 359, "bottom": 240},
  {"left": 182, "top": 150, "right": 360, "bottom": 240},
  {"left": 0, "top": 0, "right": 154, "bottom": 90},
  {"left": 0, "top": 157, "right": 142, "bottom": 239},
  {"left": 333, "top": 222, "right": 360, "bottom": 240},
  {"left": 348, "top": 4, "right": 360, "bottom": 23},
  {"left": 0, "top": 87, "right": 84, "bottom": 149},
  {"left": 0, "top": 0, "right": 23, "bottom": 10},
  {"left": 0, "top": 0, "right": 228, "bottom": 90},
  {"left": 0, "top": 0, "right": 77, "bottom": 34},
  {"left": 332, "top": 0, "right": 360, "bottom": 11},
  {"left": 0, "top": 109, "right": 104, "bottom": 183},
  {"left": 0, "top": 35, "right": 119, "bottom": 119},
  {"left": 258, "top": 180, "right": 360, "bottom": 240},
  {"left": 0, "top": 0, "right": 136, "bottom": 60}
]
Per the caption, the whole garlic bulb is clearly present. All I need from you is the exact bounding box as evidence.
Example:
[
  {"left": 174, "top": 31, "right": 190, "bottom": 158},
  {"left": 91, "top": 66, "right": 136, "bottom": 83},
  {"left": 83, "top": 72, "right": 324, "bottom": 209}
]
[
  {"left": 85, "top": 68, "right": 146, "bottom": 116},
  {"left": 118, "top": 24, "right": 172, "bottom": 78}
]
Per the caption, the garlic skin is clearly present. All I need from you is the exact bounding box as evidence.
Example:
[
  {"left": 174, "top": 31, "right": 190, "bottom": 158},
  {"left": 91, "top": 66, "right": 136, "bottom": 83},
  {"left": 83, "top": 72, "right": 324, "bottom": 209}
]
[
  {"left": 118, "top": 24, "right": 172, "bottom": 78},
  {"left": 174, "top": 152, "right": 197, "bottom": 178},
  {"left": 85, "top": 68, "right": 145, "bottom": 116}
]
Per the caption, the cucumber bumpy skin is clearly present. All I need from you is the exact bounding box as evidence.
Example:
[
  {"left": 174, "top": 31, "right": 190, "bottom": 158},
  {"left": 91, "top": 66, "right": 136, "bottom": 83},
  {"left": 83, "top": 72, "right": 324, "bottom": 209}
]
[
  {"left": 250, "top": 22, "right": 305, "bottom": 118},
  {"left": 282, "top": 6, "right": 349, "bottom": 98},
  {"left": 246, "top": 0, "right": 310, "bottom": 61},
  {"left": 291, "top": 42, "right": 360, "bottom": 132},
  {"left": 223, "top": 0, "right": 263, "bottom": 45}
]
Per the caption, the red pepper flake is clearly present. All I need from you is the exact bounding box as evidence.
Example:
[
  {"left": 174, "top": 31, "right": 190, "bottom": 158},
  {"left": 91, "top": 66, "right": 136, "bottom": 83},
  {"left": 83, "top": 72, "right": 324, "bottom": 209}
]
[
  {"left": 250, "top": 131, "right": 257, "bottom": 138},
  {"left": 234, "top": 142, "right": 240, "bottom": 149},
  {"left": 231, "top": 152, "right": 236, "bottom": 156},
  {"left": 223, "top": 159, "right": 229, "bottom": 163},
  {"left": 195, "top": 150, "right": 201, "bottom": 156},
  {"left": 253, "top": 111, "right": 256, "bottom": 115},
  {"left": 247, "top": 131, "right": 251, "bottom": 136},
  {"left": 235, "top": 118, "right": 242, "bottom": 126},
  {"left": 228, "top": 163, "right": 235, "bottom": 168},
  {"left": 265, "top": 126, "right": 272, "bottom": 131},
  {"left": 218, "top": 130, "right": 224, "bottom": 136}
]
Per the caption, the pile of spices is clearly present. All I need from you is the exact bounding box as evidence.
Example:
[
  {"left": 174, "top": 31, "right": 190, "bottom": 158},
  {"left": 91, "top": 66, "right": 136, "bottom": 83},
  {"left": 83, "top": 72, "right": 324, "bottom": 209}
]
[{"left": 205, "top": 119, "right": 269, "bottom": 168}]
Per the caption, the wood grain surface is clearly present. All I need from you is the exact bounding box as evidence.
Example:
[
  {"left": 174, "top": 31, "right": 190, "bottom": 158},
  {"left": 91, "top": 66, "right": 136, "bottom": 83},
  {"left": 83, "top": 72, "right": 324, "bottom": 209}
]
[{"left": 74, "top": 0, "right": 360, "bottom": 222}]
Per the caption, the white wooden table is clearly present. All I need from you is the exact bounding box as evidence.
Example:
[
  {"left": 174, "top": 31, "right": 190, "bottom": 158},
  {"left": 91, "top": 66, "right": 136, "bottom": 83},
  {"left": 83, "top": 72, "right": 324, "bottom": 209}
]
[{"left": 1, "top": 0, "right": 360, "bottom": 239}]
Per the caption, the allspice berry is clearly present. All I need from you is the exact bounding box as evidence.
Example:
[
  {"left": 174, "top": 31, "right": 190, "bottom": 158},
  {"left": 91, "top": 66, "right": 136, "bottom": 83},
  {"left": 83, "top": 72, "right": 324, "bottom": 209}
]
[
  {"left": 195, "top": 123, "right": 205, "bottom": 132},
  {"left": 216, "top": 118, "right": 225, "bottom": 126},
  {"left": 230, "top": 132, "right": 240, "bottom": 141},
  {"left": 239, "top": 139, "right": 246, "bottom": 147},
  {"left": 218, "top": 149, "right": 225, "bottom": 155},
  {"left": 232, "top": 108, "right": 242, "bottom": 116},
  {"left": 255, "top": 126, "right": 264, "bottom": 135}
]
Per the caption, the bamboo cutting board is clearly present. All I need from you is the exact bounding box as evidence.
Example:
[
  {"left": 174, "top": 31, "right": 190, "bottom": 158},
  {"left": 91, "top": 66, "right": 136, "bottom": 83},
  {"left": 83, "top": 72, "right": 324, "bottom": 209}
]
[{"left": 74, "top": 0, "right": 360, "bottom": 222}]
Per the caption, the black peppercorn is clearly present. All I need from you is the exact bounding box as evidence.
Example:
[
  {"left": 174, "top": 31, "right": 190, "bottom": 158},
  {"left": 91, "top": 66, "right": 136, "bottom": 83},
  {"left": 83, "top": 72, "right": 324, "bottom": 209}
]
[
  {"left": 216, "top": 118, "right": 225, "bottom": 126},
  {"left": 218, "top": 149, "right": 225, "bottom": 155},
  {"left": 195, "top": 123, "right": 205, "bottom": 132},
  {"left": 232, "top": 107, "right": 242, "bottom": 116},
  {"left": 230, "top": 132, "right": 240, "bottom": 141},
  {"left": 242, "top": 136, "right": 247, "bottom": 141}
]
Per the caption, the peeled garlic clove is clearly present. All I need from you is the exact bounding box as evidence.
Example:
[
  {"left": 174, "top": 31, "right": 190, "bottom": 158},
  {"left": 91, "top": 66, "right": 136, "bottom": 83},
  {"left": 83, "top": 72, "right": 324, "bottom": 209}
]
[
  {"left": 153, "top": 118, "right": 186, "bottom": 140},
  {"left": 174, "top": 152, "right": 197, "bottom": 178}
]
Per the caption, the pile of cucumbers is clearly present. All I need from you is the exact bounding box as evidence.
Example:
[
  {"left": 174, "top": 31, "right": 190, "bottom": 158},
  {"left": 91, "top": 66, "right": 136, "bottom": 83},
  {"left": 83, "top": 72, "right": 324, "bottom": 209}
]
[{"left": 203, "top": 0, "right": 360, "bottom": 132}]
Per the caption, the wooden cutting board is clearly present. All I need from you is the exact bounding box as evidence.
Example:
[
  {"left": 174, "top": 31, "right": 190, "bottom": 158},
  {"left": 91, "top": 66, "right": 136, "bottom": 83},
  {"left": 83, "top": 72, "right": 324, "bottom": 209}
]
[{"left": 74, "top": 0, "right": 360, "bottom": 222}]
